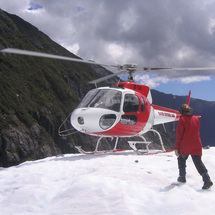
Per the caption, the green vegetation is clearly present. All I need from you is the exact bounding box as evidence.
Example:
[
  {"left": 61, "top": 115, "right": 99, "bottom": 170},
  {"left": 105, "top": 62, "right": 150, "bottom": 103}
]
[{"left": 0, "top": 9, "right": 110, "bottom": 167}]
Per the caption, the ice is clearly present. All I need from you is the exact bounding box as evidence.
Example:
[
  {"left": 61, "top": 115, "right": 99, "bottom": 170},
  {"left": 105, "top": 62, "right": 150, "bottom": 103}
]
[{"left": 0, "top": 149, "right": 214, "bottom": 215}]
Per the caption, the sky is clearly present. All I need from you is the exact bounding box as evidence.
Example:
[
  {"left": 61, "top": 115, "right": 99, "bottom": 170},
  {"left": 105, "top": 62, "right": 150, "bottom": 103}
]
[
  {"left": 1, "top": 0, "right": 215, "bottom": 101},
  {"left": 0, "top": 148, "right": 215, "bottom": 214}
]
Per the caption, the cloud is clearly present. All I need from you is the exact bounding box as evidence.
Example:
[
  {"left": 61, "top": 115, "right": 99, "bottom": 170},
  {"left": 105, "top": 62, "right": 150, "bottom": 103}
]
[
  {"left": 61, "top": 42, "right": 80, "bottom": 55},
  {"left": 134, "top": 74, "right": 211, "bottom": 88},
  {"left": 179, "top": 76, "right": 211, "bottom": 83},
  {"left": 134, "top": 74, "right": 169, "bottom": 88},
  {"left": 1, "top": 0, "right": 215, "bottom": 81}
]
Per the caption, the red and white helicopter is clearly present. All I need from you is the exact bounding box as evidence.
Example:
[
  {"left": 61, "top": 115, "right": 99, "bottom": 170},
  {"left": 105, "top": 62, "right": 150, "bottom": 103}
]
[{"left": 1, "top": 48, "right": 211, "bottom": 155}]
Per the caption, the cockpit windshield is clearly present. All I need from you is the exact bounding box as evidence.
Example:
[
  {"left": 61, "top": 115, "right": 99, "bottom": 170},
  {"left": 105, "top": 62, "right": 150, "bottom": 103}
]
[{"left": 78, "top": 89, "right": 122, "bottom": 112}]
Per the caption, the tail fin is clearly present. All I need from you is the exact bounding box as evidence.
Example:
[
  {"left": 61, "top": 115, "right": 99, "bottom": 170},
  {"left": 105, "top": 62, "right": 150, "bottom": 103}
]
[
  {"left": 186, "top": 90, "right": 191, "bottom": 105},
  {"left": 186, "top": 90, "right": 201, "bottom": 118}
]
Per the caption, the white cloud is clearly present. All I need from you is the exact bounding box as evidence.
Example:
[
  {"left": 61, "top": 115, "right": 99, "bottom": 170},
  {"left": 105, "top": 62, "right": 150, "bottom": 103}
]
[
  {"left": 174, "top": 46, "right": 195, "bottom": 61},
  {"left": 134, "top": 74, "right": 211, "bottom": 88},
  {"left": 119, "top": 8, "right": 137, "bottom": 32},
  {"left": 179, "top": 76, "right": 211, "bottom": 83},
  {"left": 134, "top": 74, "right": 169, "bottom": 88},
  {"left": 0, "top": 0, "right": 30, "bottom": 14},
  {"left": 107, "top": 43, "right": 124, "bottom": 59},
  {"left": 106, "top": 43, "right": 134, "bottom": 64},
  {"left": 60, "top": 42, "right": 80, "bottom": 55},
  {"left": 209, "top": 17, "right": 215, "bottom": 35}
]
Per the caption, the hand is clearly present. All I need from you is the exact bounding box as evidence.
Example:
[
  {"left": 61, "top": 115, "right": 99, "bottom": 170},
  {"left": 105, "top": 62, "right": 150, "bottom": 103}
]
[{"left": 175, "top": 150, "right": 179, "bottom": 156}]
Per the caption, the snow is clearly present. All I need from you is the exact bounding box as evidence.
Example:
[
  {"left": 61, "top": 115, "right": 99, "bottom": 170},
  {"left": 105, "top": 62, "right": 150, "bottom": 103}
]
[{"left": 0, "top": 148, "right": 215, "bottom": 215}]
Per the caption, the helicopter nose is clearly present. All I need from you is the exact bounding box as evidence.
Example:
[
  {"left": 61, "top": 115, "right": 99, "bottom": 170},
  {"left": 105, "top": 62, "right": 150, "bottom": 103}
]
[{"left": 70, "top": 108, "right": 118, "bottom": 133}]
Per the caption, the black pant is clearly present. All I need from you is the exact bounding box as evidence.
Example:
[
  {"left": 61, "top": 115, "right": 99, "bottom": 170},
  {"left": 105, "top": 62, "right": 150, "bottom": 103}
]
[{"left": 178, "top": 155, "right": 208, "bottom": 176}]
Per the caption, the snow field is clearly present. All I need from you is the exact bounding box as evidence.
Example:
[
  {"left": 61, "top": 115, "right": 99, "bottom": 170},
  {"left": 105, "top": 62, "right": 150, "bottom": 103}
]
[{"left": 0, "top": 148, "right": 215, "bottom": 215}]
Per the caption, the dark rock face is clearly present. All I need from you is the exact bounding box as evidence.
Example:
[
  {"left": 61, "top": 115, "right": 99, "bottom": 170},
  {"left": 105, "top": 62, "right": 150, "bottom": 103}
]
[
  {"left": 1, "top": 120, "right": 60, "bottom": 167},
  {"left": 0, "top": 9, "right": 115, "bottom": 167}
]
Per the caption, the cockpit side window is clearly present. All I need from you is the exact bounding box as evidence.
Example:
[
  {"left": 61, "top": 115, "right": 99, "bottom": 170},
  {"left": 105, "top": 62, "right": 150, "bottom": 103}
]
[{"left": 123, "top": 94, "right": 139, "bottom": 112}]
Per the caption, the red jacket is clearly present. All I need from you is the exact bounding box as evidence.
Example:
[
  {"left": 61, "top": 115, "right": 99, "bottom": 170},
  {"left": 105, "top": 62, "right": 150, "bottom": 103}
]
[{"left": 174, "top": 114, "right": 202, "bottom": 156}]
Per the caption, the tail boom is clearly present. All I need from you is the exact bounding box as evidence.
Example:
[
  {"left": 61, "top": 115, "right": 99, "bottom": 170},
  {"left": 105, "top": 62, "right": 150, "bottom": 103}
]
[{"left": 152, "top": 105, "right": 180, "bottom": 125}]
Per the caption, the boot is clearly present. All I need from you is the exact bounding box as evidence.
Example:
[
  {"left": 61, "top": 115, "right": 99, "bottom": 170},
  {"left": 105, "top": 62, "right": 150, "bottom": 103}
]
[
  {"left": 202, "top": 173, "right": 213, "bottom": 189},
  {"left": 177, "top": 168, "right": 186, "bottom": 183},
  {"left": 177, "top": 176, "right": 186, "bottom": 183}
]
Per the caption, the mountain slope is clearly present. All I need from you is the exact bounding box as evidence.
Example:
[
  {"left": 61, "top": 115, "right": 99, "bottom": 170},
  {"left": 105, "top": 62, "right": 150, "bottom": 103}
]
[{"left": 0, "top": 9, "right": 118, "bottom": 167}]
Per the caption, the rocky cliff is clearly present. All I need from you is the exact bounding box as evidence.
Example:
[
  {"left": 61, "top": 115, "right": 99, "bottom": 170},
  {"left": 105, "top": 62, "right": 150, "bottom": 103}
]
[{"left": 0, "top": 9, "right": 120, "bottom": 167}]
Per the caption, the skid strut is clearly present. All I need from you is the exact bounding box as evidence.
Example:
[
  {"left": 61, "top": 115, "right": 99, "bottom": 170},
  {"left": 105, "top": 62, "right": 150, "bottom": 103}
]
[
  {"left": 75, "top": 137, "right": 120, "bottom": 154},
  {"left": 128, "top": 129, "right": 166, "bottom": 154},
  {"left": 150, "top": 128, "right": 165, "bottom": 151},
  {"left": 95, "top": 137, "right": 119, "bottom": 152}
]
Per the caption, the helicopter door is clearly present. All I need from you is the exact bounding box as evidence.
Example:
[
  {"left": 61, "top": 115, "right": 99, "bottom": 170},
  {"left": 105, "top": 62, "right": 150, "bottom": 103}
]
[
  {"left": 120, "top": 94, "right": 139, "bottom": 125},
  {"left": 141, "top": 97, "right": 145, "bottom": 112}
]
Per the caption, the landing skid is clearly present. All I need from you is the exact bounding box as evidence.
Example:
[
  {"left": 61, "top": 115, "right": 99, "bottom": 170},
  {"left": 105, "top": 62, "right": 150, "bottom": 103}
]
[
  {"left": 75, "top": 137, "right": 121, "bottom": 155},
  {"left": 75, "top": 146, "right": 173, "bottom": 156},
  {"left": 75, "top": 146, "right": 126, "bottom": 155},
  {"left": 75, "top": 128, "right": 167, "bottom": 155}
]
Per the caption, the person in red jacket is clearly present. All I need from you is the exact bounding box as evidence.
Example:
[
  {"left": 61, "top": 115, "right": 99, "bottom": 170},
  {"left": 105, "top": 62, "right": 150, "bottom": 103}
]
[{"left": 174, "top": 104, "right": 213, "bottom": 189}]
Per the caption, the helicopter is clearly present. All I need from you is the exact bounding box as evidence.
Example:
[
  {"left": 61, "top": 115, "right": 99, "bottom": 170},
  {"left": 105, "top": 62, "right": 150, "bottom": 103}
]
[{"left": 1, "top": 48, "right": 212, "bottom": 155}]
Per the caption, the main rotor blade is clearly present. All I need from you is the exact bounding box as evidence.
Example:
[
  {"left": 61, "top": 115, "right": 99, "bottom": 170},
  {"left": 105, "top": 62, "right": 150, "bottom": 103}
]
[
  {"left": 3, "top": 48, "right": 215, "bottom": 84},
  {"left": 2, "top": 49, "right": 215, "bottom": 72},
  {"left": 88, "top": 70, "right": 125, "bottom": 84},
  {"left": 150, "top": 67, "right": 215, "bottom": 71},
  {"left": 0, "top": 48, "right": 110, "bottom": 67}
]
